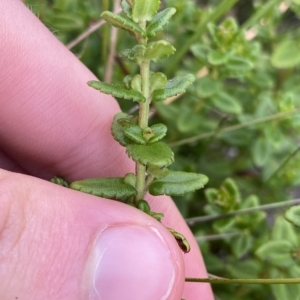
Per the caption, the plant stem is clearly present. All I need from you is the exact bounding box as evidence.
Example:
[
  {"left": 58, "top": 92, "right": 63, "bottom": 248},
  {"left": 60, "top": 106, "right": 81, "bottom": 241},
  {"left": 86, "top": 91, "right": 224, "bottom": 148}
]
[
  {"left": 169, "top": 108, "right": 300, "bottom": 147},
  {"left": 185, "top": 277, "right": 300, "bottom": 284},
  {"left": 135, "top": 22, "right": 151, "bottom": 203},
  {"left": 186, "top": 197, "right": 300, "bottom": 226}
]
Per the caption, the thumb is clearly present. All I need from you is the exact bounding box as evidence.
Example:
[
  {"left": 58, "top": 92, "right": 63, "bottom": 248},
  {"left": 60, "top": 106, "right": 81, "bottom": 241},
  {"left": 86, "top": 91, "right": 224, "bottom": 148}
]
[{"left": 0, "top": 169, "right": 185, "bottom": 300}]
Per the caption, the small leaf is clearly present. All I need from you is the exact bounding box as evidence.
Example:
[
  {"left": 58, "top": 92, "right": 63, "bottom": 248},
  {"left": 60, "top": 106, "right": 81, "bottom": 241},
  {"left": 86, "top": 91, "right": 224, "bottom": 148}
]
[
  {"left": 168, "top": 227, "right": 191, "bottom": 253},
  {"left": 251, "top": 136, "right": 270, "bottom": 167},
  {"left": 126, "top": 142, "right": 174, "bottom": 167},
  {"left": 152, "top": 74, "right": 195, "bottom": 102},
  {"left": 121, "top": 0, "right": 132, "bottom": 18},
  {"left": 88, "top": 81, "right": 146, "bottom": 102},
  {"left": 271, "top": 40, "right": 300, "bottom": 68},
  {"left": 137, "top": 199, "right": 151, "bottom": 214},
  {"left": 147, "top": 8, "right": 177, "bottom": 38},
  {"left": 132, "top": 0, "right": 160, "bottom": 23},
  {"left": 124, "top": 124, "right": 146, "bottom": 144},
  {"left": 285, "top": 205, "right": 300, "bottom": 228},
  {"left": 124, "top": 173, "right": 137, "bottom": 187},
  {"left": 256, "top": 240, "right": 295, "bottom": 267},
  {"left": 148, "top": 123, "right": 167, "bottom": 143},
  {"left": 226, "top": 55, "right": 253, "bottom": 72},
  {"left": 149, "top": 171, "right": 208, "bottom": 196},
  {"left": 212, "top": 91, "right": 242, "bottom": 114},
  {"left": 101, "top": 11, "right": 145, "bottom": 37},
  {"left": 144, "top": 40, "right": 176, "bottom": 62},
  {"left": 207, "top": 50, "right": 229, "bottom": 65},
  {"left": 232, "top": 233, "right": 253, "bottom": 259},
  {"left": 273, "top": 216, "right": 299, "bottom": 246},
  {"left": 120, "top": 44, "right": 146, "bottom": 63},
  {"left": 147, "top": 165, "right": 169, "bottom": 179},
  {"left": 123, "top": 75, "right": 134, "bottom": 89},
  {"left": 131, "top": 74, "right": 142, "bottom": 92},
  {"left": 149, "top": 211, "right": 164, "bottom": 222},
  {"left": 111, "top": 112, "right": 133, "bottom": 146},
  {"left": 197, "top": 76, "right": 222, "bottom": 98},
  {"left": 51, "top": 176, "right": 69, "bottom": 187},
  {"left": 150, "top": 72, "right": 167, "bottom": 91},
  {"left": 70, "top": 177, "right": 137, "bottom": 200}
]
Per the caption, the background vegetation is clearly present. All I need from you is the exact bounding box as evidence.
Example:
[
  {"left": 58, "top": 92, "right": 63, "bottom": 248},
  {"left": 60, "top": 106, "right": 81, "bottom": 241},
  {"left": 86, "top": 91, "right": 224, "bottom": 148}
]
[{"left": 25, "top": 0, "right": 300, "bottom": 299}]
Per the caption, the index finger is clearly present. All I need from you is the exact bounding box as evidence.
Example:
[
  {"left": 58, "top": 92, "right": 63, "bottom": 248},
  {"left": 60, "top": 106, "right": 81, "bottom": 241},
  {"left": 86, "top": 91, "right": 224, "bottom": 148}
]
[{"left": 0, "top": 0, "right": 133, "bottom": 180}]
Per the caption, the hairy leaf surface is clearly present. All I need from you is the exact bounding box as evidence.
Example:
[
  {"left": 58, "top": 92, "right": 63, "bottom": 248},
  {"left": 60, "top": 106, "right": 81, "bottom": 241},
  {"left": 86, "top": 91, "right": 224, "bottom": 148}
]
[
  {"left": 132, "top": 0, "right": 160, "bottom": 23},
  {"left": 149, "top": 171, "right": 209, "bottom": 196},
  {"left": 88, "top": 81, "right": 146, "bottom": 102},
  {"left": 70, "top": 177, "right": 137, "bottom": 200},
  {"left": 126, "top": 142, "right": 174, "bottom": 167},
  {"left": 101, "top": 11, "right": 145, "bottom": 37},
  {"left": 146, "top": 8, "right": 176, "bottom": 38},
  {"left": 144, "top": 40, "right": 176, "bottom": 62},
  {"left": 152, "top": 74, "right": 195, "bottom": 101}
]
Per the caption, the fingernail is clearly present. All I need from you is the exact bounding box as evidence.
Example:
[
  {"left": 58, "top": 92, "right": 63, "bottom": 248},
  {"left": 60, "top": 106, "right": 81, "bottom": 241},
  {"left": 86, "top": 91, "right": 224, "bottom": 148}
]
[{"left": 86, "top": 225, "right": 176, "bottom": 300}]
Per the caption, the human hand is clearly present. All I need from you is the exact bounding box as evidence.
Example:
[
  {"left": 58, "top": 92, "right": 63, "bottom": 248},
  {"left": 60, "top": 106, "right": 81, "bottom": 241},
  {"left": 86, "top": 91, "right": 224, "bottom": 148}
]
[{"left": 0, "top": 1, "right": 213, "bottom": 299}]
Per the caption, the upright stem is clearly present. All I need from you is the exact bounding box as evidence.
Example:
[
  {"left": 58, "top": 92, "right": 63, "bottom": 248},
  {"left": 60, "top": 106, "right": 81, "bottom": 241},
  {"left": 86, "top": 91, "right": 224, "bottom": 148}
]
[{"left": 135, "top": 23, "right": 151, "bottom": 202}]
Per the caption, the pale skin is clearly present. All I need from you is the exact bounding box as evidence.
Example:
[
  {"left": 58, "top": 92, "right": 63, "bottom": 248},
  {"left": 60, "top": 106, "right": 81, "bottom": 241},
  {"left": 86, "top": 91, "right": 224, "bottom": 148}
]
[{"left": 0, "top": 1, "right": 214, "bottom": 299}]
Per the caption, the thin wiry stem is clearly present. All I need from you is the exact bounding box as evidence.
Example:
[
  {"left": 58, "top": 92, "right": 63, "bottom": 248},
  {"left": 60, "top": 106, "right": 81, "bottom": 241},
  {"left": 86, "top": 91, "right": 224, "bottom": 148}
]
[
  {"left": 185, "top": 277, "right": 300, "bottom": 284},
  {"left": 105, "top": 0, "right": 121, "bottom": 83},
  {"left": 265, "top": 144, "right": 300, "bottom": 183},
  {"left": 186, "top": 198, "right": 300, "bottom": 226},
  {"left": 66, "top": 8, "right": 122, "bottom": 50},
  {"left": 195, "top": 232, "right": 241, "bottom": 242},
  {"left": 169, "top": 108, "right": 300, "bottom": 147}
]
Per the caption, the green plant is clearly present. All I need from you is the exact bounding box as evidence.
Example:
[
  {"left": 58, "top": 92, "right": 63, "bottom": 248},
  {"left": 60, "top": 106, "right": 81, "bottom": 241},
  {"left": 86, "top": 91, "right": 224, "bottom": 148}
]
[
  {"left": 52, "top": 0, "right": 209, "bottom": 253},
  {"left": 28, "top": 0, "right": 300, "bottom": 298}
]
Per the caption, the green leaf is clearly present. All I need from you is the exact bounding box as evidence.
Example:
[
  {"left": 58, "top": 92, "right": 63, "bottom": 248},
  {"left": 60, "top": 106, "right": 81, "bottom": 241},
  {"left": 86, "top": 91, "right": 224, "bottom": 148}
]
[
  {"left": 197, "top": 77, "right": 222, "bottom": 98},
  {"left": 226, "top": 55, "right": 253, "bottom": 72},
  {"left": 144, "top": 40, "right": 176, "bottom": 62},
  {"left": 212, "top": 92, "right": 242, "bottom": 114},
  {"left": 190, "top": 43, "right": 210, "bottom": 63},
  {"left": 111, "top": 112, "right": 133, "bottom": 146},
  {"left": 88, "top": 81, "right": 146, "bottom": 103},
  {"left": 101, "top": 11, "right": 145, "bottom": 37},
  {"left": 146, "top": 8, "right": 177, "bottom": 38},
  {"left": 213, "top": 218, "right": 236, "bottom": 233},
  {"left": 256, "top": 240, "right": 295, "bottom": 267},
  {"left": 121, "top": 0, "right": 132, "bottom": 18},
  {"left": 152, "top": 74, "right": 195, "bottom": 102},
  {"left": 137, "top": 200, "right": 151, "bottom": 214},
  {"left": 126, "top": 142, "right": 174, "bottom": 167},
  {"left": 146, "top": 165, "right": 169, "bottom": 179},
  {"left": 123, "top": 75, "right": 134, "bottom": 89},
  {"left": 148, "top": 123, "right": 167, "bottom": 143},
  {"left": 231, "top": 233, "right": 253, "bottom": 259},
  {"left": 149, "top": 171, "right": 208, "bottom": 196},
  {"left": 207, "top": 50, "right": 229, "bottom": 65},
  {"left": 124, "top": 173, "right": 137, "bottom": 187},
  {"left": 120, "top": 44, "right": 146, "bottom": 64},
  {"left": 132, "top": 0, "right": 160, "bottom": 23},
  {"left": 51, "top": 176, "right": 69, "bottom": 187},
  {"left": 271, "top": 40, "right": 300, "bottom": 68},
  {"left": 272, "top": 216, "right": 299, "bottom": 246},
  {"left": 271, "top": 281, "right": 300, "bottom": 300},
  {"left": 150, "top": 72, "right": 167, "bottom": 91},
  {"left": 70, "top": 177, "right": 137, "bottom": 200},
  {"left": 251, "top": 136, "right": 270, "bottom": 167},
  {"left": 131, "top": 74, "right": 142, "bottom": 92},
  {"left": 285, "top": 205, "right": 300, "bottom": 228},
  {"left": 124, "top": 124, "right": 146, "bottom": 144}
]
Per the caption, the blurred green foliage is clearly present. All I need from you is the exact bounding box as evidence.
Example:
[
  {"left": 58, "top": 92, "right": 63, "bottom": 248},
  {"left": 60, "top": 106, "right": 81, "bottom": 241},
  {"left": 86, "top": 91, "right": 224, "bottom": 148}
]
[{"left": 25, "top": 0, "right": 300, "bottom": 299}]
